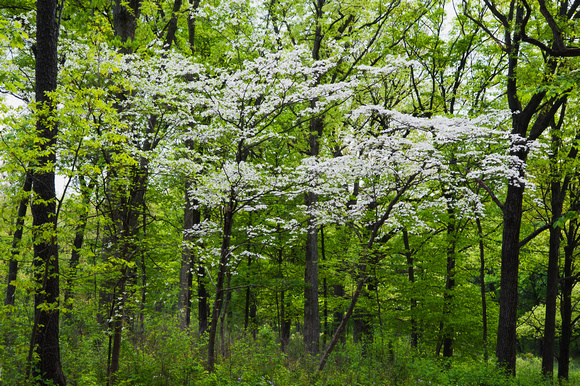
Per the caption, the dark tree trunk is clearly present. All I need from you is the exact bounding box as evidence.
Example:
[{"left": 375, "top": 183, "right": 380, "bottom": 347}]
[
  {"left": 476, "top": 217, "right": 488, "bottom": 359},
  {"left": 304, "top": 203, "right": 320, "bottom": 354},
  {"left": 165, "top": 0, "right": 183, "bottom": 48},
  {"left": 403, "top": 229, "right": 418, "bottom": 348},
  {"left": 27, "top": 0, "right": 66, "bottom": 384},
  {"left": 65, "top": 178, "right": 92, "bottom": 308},
  {"left": 496, "top": 182, "right": 525, "bottom": 374},
  {"left": 542, "top": 175, "right": 564, "bottom": 376},
  {"left": 280, "top": 290, "right": 291, "bottom": 352},
  {"left": 207, "top": 203, "right": 234, "bottom": 372},
  {"left": 5, "top": 171, "right": 32, "bottom": 307},
  {"left": 559, "top": 188, "right": 579, "bottom": 380},
  {"left": 303, "top": 0, "right": 325, "bottom": 354},
  {"left": 198, "top": 264, "right": 209, "bottom": 335},
  {"left": 179, "top": 181, "right": 199, "bottom": 329},
  {"left": 442, "top": 195, "right": 456, "bottom": 358}
]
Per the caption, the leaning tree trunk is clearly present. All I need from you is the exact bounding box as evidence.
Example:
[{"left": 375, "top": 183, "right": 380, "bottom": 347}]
[
  {"left": 27, "top": 0, "right": 66, "bottom": 383},
  {"left": 5, "top": 171, "right": 32, "bottom": 307}
]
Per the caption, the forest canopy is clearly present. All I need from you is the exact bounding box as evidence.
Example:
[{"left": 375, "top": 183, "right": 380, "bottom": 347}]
[{"left": 1, "top": 0, "right": 580, "bottom": 384}]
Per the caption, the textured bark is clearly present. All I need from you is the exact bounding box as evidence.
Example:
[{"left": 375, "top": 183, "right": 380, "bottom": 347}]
[
  {"left": 28, "top": 0, "right": 66, "bottom": 383},
  {"left": 5, "top": 171, "right": 32, "bottom": 306},
  {"left": 496, "top": 182, "right": 525, "bottom": 374}
]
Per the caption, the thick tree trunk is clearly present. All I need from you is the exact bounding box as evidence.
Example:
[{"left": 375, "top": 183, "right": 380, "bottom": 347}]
[
  {"left": 5, "top": 171, "right": 32, "bottom": 306},
  {"left": 27, "top": 0, "right": 66, "bottom": 384},
  {"left": 496, "top": 181, "right": 525, "bottom": 374}
]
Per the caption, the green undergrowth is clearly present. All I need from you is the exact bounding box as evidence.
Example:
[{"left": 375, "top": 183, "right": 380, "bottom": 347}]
[{"left": 3, "top": 311, "right": 580, "bottom": 385}]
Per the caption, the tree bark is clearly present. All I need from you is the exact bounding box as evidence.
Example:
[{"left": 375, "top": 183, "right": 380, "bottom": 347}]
[{"left": 27, "top": 0, "right": 66, "bottom": 383}]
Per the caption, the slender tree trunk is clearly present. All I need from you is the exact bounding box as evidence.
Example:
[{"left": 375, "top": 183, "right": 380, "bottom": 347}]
[
  {"left": 403, "top": 229, "right": 418, "bottom": 348},
  {"left": 165, "top": 0, "right": 183, "bottom": 48},
  {"left": 207, "top": 202, "right": 234, "bottom": 372},
  {"left": 27, "top": 0, "right": 66, "bottom": 383},
  {"left": 303, "top": 0, "right": 325, "bottom": 354},
  {"left": 318, "top": 277, "right": 367, "bottom": 372},
  {"left": 559, "top": 190, "right": 579, "bottom": 380},
  {"left": 179, "top": 180, "right": 198, "bottom": 329},
  {"left": 5, "top": 171, "right": 32, "bottom": 306},
  {"left": 542, "top": 184, "right": 563, "bottom": 376},
  {"left": 476, "top": 217, "right": 488, "bottom": 359},
  {"left": 280, "top": 289, "right": 291, "bottom": 352},
  {"left": 65, "top": 178, "right": 92, "bottom": 308},
  {"left": 198, "top": 264, "right": 209, "bottom": 335},
  {"left": 442, "top": 195, "right": 456, "bottom": 358}
]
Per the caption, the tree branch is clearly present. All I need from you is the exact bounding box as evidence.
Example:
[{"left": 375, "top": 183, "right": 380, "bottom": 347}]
[
  {"left": 519, "top": 223, "right": 551, "bottom": 248},
  {"left": 475, "top": 178, "right": 504, "bottom": 211}
]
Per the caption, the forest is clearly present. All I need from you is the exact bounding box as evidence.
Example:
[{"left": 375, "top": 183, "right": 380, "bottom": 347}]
[{"left": 1, "top": 0, "right": 580, "bottom": 385}]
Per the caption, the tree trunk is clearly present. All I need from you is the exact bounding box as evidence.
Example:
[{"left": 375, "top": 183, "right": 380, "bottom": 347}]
[
  {"left": 179, "top": 181, "right": 199, "bottom": 329},
  {"left": 476, "top": 217, "right": 488, "bottom": 359},
  {"left": 27, "top": 0, "right": 66, "bottom": 383},
  {"left": 280, "top": 290, "right": 291, "bottom": 352},
  {"left": 303, "top": 0, "right": 325, "bottom": 354},
  {"left": 442, "top": 196, "right": 456, "bottom": 358},
  {"left": 207, "top": 203, "right": 234, "bottom": 372},
  {"left": 403, "top": 229, "right": 418, "bottom": 348},
  {"left": 496, "top": 182, "right": 525, "bottom": 374},
  {"left": 65, "top": 178, "right": 92, "bottom": 308},
  {"left": 5, "top": 171, "right": 32, "bottom": 306},
  {"left": 198, "top": 264, "right": 209, "bottom": 335},
  {"left": 558, "top": 189, "right": 579, "bottom": 380},
  {"left": 542, "top": 182, "right": 563, "bottom": 376}
]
